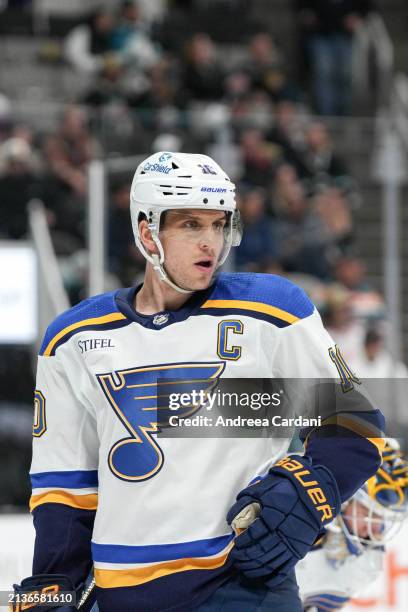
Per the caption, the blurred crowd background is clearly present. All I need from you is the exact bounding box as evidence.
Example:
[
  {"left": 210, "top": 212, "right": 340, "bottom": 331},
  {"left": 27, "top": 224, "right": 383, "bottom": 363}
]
[{"left": 0, "top": 0, "right": 408, "bottom": 509}]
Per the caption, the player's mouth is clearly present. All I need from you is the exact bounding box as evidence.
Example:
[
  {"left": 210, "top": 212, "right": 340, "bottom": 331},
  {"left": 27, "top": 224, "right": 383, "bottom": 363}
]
[{"left": 194, "top": 259, "right": 214, "bottom": 273}]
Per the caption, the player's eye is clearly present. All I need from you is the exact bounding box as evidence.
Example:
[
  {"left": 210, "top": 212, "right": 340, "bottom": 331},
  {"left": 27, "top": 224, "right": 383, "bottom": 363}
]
[
  {"left": 213, "top": 220, "right": 226, "bottom": 231},
  {"left": 183, "top": 220, "right": 201, "bottom": 230}
]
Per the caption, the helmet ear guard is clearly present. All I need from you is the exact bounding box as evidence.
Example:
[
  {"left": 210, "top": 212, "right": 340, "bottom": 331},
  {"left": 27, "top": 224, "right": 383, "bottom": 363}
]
[
  {"left": 130, "top": 152, "right": 241, "bottom": 292},
  {"left": 134, "top": 210, "right": 163, "bottom": 266}
]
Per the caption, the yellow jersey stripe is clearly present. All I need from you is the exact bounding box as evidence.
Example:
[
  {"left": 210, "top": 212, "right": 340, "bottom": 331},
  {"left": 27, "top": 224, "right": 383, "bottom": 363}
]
[
  {"left": 310, "top": 414, "right": 385, "bottom": 456},
  {"left": 43, "top": 312, "right": 127, "bottom": 357},
  {"left": 201, "top": 299, "right": 300, "bottom": 324},
  {"left": 30, "top": 491, "right": 98, "bottom": 512},
  {"left": 94, "top": 550, "right": 231, "bottom": 588}
]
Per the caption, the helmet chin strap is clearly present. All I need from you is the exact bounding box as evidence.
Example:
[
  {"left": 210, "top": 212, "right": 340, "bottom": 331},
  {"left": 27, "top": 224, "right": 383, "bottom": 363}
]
[
  {"left": 150, "top": 228, "right": 195, "bottom": 296},
  {"left": 151, "top": 253, "right": 193, "bottom": 294}
]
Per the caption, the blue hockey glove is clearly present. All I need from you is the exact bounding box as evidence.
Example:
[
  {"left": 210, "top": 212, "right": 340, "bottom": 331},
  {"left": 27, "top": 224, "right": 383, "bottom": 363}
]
[
  {"left": 227, "top": 455, "right": 341, "bottom": 587},
  {"left": 10, "top": 574, "right": 79, "bottom": 611}
]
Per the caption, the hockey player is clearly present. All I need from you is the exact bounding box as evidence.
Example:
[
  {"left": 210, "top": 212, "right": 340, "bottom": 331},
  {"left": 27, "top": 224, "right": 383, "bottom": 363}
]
[
  {"left": 12, "top": 152, "right": 385, "bottom": 611},
  {"left": 297, "top": 438, "right": 408, "bottom": 611}
]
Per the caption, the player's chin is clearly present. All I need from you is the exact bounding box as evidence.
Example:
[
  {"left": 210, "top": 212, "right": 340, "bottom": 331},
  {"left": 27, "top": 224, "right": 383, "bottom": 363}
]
[
  {"left": 184, "top": 273, "right": 214, "bottom": 291},
  {"left": 186, "top": 278, "right": 213, "bottom": 291}
]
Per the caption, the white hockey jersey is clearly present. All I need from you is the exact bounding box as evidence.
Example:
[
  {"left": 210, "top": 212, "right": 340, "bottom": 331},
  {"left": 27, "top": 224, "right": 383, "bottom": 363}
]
[
  {"left": 29, "top": 272, "right": 384, "bottom": 612},
  {"left": 296, "top": 524, "right": 384, "bottom": 610}
]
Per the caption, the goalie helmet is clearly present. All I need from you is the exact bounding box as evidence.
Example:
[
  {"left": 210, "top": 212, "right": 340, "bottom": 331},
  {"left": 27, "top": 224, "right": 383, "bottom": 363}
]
[
  {"left": 339, "top": 438, "right": 408, "bottom": 551},
  {"left": 130, "top": 151, "right": 242, "bottom": 293}
]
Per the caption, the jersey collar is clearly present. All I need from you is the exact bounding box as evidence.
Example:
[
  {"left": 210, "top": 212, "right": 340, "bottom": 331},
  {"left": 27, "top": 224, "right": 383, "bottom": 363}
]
[{"left": 115, "top": 282, "right": 215, "bottom": 330}]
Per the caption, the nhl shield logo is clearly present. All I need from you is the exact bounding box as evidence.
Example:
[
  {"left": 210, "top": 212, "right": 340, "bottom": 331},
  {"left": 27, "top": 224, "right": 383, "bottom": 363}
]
[{"left": 153, "top": 313, "right": 169, "bottom": 326}]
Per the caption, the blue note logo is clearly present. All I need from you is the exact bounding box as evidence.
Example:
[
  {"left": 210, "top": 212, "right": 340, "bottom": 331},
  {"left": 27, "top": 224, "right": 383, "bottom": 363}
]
[{"left": 97, "top": 362, "right": 225, "bottom": 482}]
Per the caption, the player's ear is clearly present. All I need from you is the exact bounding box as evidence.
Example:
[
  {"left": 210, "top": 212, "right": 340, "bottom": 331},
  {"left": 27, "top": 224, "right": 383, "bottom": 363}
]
[{"left": 139, "top": 219, "right": 159, "bottom": 255}]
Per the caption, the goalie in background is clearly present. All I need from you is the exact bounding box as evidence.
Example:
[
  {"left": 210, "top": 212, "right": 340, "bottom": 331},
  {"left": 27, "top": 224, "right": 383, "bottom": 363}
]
[{"left": 296, "top": 438, "right": 408, "bottom": 611}]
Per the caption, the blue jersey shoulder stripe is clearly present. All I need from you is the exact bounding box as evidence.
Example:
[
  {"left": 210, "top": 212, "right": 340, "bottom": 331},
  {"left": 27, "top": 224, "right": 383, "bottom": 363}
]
[
  {"left": 30, "top": 470, "right": 99, "bottom": 489},
  {"left": 92, "top": 534, "right": 234, "bottom": 564},
  {"left": 39, "top": 291, "right": 130, "bottom": 357},
  {"left": 208, "top": 273, "right": 314, "bottom": 322}
]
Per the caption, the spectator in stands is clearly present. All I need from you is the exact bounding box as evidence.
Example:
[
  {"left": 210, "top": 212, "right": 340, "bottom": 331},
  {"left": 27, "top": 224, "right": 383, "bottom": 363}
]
[
  {"left": 271, "top": 162, "right": 301, "bottom": 215},
  {"left": 0, "top": 137, "right": 44, "bottom": 239},
  {"left": 43, "top": 105, "right": 97, "bottom": 245},
  {"left": 243, "top": 31, "right": 299, "bottom": 103},
  {"left": 224, "top": 70, "right": 252, "bottom": 106},
  {"left": 352, "top": 327, "right": 408, "bottom": 378},
  {"left": 182, "top": 33, "right": 225, "bottom": 102},
  {"left": 240, "top": 128, "right": 279, "bottom": 189},
  {"left": 83, "top": 56, "right": 128, "bottom": 108},
  {"left": 313, "top": 186, "right": 353, "bottom": 252},
  {"left": 334, "top": 255, "right": 370, "bottom": 291},
  {"left": 64, "top": 7, "right": 116, "bottom": 75},
  {"left": 266, "top": 100, "right": 309, "bottom": 178},
  {"left": 10, "top": 124, "right": 44, "bottom": 175},
  {"left": 273, "top": 176, "right": 333, "bottom": 278},
  {"left": 82, "top": 57, "right": 149, "bottom": 155},
  {"left": 44, "top": 104, "right": 95, "bottom": 198},
  {"left": 334, "top": 254, "right": 385, "bottom": 320},
  {"left": 229, "top": 90, "right": 273, "bottom": 134},
  {"left": 324, "top": 284, "right": 366, "bottom": 362},
  {"left": 111, "top": 0, "right": 161, "bottom": 70},
  {"left": 83, "top": 53, "right": 151, "bottom": 112},
  {"left": 296, "top": 0, "right": 374, "bottom": 115},
  {"left": 131, "top": 57, "right": 185, "bottom": 131},
  {"left": 235, "top": 187, "right": 278, "bottom": 272},
  {"left": 225, "top": 88, "right": 275, "bottom": 136},
  {"left": 301, "top": 121, "right": 350, "bottom": 188}
]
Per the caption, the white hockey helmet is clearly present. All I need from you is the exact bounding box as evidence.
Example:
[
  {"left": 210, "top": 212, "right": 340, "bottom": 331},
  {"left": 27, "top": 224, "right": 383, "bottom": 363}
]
[
  {"left": 339, "top": 438, "right": 408, "bottom": 550},
  {"left": 130, "top": 151, "right": 242, "bottom": 293}
]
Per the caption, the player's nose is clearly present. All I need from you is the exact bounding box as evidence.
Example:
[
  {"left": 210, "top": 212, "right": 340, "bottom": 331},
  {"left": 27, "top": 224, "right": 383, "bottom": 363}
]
[
  {"left": 197, "top": 228, "right": 218, "bottom": 251},
  {"left": 370, "top": 520, "right": 383, "bottom": 537},
  {"left": 360, "top": 524, "right": 369, "bottom": 537}
]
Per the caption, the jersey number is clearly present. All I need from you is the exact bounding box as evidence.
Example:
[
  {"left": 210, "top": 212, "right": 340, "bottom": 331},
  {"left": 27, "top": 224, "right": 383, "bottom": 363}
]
[
  {"left": 33, "top": 390, "right": 47, "bottom": 437},
  {"left": 329, "top": 345, "right": 360, "bottom": 392}
]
